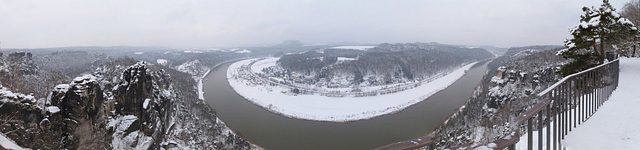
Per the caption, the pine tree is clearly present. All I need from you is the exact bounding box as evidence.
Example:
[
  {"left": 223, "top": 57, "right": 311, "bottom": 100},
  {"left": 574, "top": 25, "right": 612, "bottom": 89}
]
[{"left": 560, "top": 0, "right": 638, "bottom": 76}]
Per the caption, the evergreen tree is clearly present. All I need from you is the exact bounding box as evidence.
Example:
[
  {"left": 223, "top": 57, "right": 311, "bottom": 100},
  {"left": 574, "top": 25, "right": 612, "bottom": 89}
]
[{"left": 560, "top": 0, "right": 638, "bottom": 76}]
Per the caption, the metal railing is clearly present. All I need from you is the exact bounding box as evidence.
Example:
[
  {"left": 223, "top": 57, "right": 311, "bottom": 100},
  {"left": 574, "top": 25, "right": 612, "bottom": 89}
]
[
  {"left": 495, "top": 59, "right": 619, "bottom": 150},
  {"left": 376, "top": 59, "right": 620, "bottom": 150}
]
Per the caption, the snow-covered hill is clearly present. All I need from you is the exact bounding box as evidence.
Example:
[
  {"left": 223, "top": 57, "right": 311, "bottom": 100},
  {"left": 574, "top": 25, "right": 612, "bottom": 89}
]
[
  {"left": 228, "top": 58, "right": 478, "bottom": 122},
  {"left": 0, "top": 54, "right": 257, "bottom": 149}
]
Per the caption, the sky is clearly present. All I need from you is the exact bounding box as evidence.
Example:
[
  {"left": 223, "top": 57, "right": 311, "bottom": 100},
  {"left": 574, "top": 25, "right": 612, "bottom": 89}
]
[{"left": 0, "top": 0, "right": 630, "bottom": 49}]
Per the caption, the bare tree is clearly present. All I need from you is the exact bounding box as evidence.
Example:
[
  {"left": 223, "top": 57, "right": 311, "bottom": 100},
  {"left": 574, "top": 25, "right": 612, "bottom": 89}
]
[
  {"left": 0, "top": 112, "right": 18, "bottom": 135},
  {"left": 622, "top": 0, "right": 640, "bottom": 57},
  {"left": 622, "top": 0, "right": 640, "bottom": 26}
]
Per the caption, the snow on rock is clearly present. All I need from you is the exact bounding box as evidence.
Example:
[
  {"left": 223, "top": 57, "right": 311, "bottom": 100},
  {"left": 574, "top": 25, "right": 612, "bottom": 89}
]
[
  {"left": 110, "top": 115, "right": 152, "bottom": 149},
  {"left": 490, "top": 76, "right": 505, "bottom": 84},
  {"left": 72, "top": 74, "right": 97, "bottom": 85},
  {"left": 46, "top": 106, "right": 60, "bottom": 114},
  {"left": 0, "top": 85, "right": 36, "bottom": 103},
  {"left": 331, "top": 46, "right": 375, "bottom": 50},
  {"left": 54, "top": 84, "right": 69, "bottom": 93},
  {"left": 563, "top": 58, "right": 640, "bottom": 150},
  {"left": 228, "top": 58, "right": 478, "bottom": 122},
  {"left": 0, "top": 133, "right": 25, "bottom": 150},
  {"left": 143, "top": 98, "right": 151, "bottom": 109}
]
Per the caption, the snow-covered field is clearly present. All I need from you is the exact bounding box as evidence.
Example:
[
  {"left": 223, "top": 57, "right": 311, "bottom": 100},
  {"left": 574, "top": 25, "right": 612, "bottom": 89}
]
[
  {"left": 156, "top": 59, "right": 169, "bottom": 65},
  {"left": 331, "top": 46, "right": 375, "bottom": 50},
  {"left": 227, "top": 58, "right": 477, "bottom": 122},
  {"left": 562, "top": 58, "right": 640, "bottom": 150}
]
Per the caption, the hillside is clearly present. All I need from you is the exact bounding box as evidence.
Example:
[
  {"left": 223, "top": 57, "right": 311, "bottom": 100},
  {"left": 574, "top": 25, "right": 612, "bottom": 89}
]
[
  {"left": 0, "top": 52, "right": 256, "bottom": 149},
  {"left": 424, "top": 45, "right": 568, "bottom": 148},
  {"left": 274, "top": 42, "right": 493, "bottom": 91}
]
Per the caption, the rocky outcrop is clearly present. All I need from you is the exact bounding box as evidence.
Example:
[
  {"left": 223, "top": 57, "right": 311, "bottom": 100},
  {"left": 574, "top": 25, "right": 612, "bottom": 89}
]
[
  {"left": 115, "top": 63, "right": 153, "bottom": 117},
  {"left": 1, "top": 58, "right": 255, "bottom": 150},
  {"left": 0, "top": 85, "right": 60, "bottom": 149},
  {"left": 111, "top": 62, "right": 171, "bottom": 149},
  {"left": 6, "top": 52, "right": 38, "bottom": 75},
  {"left": 56, "top": 74, "right": 107, "bottom": 149}
]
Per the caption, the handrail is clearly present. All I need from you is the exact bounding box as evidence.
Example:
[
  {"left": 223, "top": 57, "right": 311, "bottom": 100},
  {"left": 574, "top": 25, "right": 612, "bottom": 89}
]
[
  {"left": 538, "top": 59, "right": 618, "bottom": 97},
  {"left": 376, "top": 58, "right": 620, "bottom": 150},
  {"left": 495, "top": 58, "right": 619, "bottom": 150}
]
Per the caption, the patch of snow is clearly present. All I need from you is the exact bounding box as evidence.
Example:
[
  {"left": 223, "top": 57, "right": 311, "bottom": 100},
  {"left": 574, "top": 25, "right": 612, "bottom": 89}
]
[
  {"left": 183, "top": 50, "right": 205, "bottom": 53},
  {"left": 46, "top": 106, "right": 60, "bottom": 114},
  {"left": 134, "top": 52, "right": 144, "bottom": 55},
  {"left": 474, "top": 146, "right": 492, "bottom": 150},
  {"left": 487, "top": 143, "right": 496, "bottom": 148},
  {"left": 54, "top": 84, "right": 69, "bottom": 93},
  {"left": 336, "top": 57, "right": 356, "bottom": 63},
  {"left": 197, "top": 79, "right": 204, "bottom": 100},
  {"left": 227, "top": 58, "right": 478, "bottom": 122},
  {"left": 235, "top": 49, "right": 251, "bottom": 54},
  {"left": 0, "top": 86, "right": 36, "bottom": 103},
  {"left": 143, "top": 98, "right": 151, "bottom": 109},
  {"left": 156, "top": 59, "right": 169, "bottom": 66},
  {"left": 331, "top": 46, "right": 375, "bottom": 50},
  {"left": 491, "top": 76, "right": 505, "bottom": 84},
  {"left": 0, "top": 133, "right": 25, "bottom": 150}
]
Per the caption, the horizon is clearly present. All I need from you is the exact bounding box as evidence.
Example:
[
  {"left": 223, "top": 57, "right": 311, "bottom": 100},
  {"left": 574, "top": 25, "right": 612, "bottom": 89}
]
[{"left": 0, "top": 41, "right": 562, "bottom": 50}]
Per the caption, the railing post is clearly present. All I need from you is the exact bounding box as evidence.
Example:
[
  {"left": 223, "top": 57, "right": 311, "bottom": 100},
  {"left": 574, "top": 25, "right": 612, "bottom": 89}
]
[
  {"left": 571, "top": 77, "right": 580, "bottom": 128},
  {"left": 429, "top": 142, "right": 435, "bottom": 150},
  {"left": 528, "top": 117, "right": 533, "bottom": 150},
  {"left": 598, "top": 67, "right": 602, "bottom": 109},
  {"left": 567, "top": 80, "right": 571, "bottom": 135},
  {"left": 546, "top": 103, "right": 551, "bottom": 150},
  {"left": 581, "top": 74, "right": 585, "bottom": 123},
  {"left": 553, "top": 89, "right": 558, "bottom": 150},
  {"left": 538, "top": 111, "right": 543, "bottom": 150},
  {"left": 569, "top": 79, "right": 573, "bottom": 131},
  {"left": 560, "top": 83, "right": 564, "bottom": 140},
  {"left": 589, "top": 71, "right": 596, "bottom": 115},
  {"left": 563, "top": 82, "right": 568, "bottom": 138}
]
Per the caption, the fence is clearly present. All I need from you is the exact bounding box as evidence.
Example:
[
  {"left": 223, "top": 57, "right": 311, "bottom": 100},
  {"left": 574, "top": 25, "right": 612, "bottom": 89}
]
[{"left": 376, "top": 59, "right": 620, "bottom": 150}]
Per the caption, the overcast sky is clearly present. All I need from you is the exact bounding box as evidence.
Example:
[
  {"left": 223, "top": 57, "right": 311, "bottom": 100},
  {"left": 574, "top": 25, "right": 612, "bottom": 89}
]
[{"left": 0, "top": 0, "right": 630, "bottom": 49}]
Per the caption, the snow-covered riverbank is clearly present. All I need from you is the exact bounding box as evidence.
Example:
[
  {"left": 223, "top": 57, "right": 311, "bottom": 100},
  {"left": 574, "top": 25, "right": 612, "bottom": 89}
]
[
  {"left": 196, "top": 57, "right": 250, "bottom": 100},
  {"left": 227, "top": 58, "right": 478, "bottom": 122}
]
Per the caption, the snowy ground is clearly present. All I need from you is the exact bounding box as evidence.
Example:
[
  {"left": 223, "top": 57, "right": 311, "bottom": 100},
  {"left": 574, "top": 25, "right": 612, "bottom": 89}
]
[
  {"left": 227, "top": 58, "right": 477, "bottom": 122},
  {"left": 0, "top": 133, "right": 25, "bottom": 150},
  {"left": 562, "top": 58, "right": 640, "bottom": 150}
]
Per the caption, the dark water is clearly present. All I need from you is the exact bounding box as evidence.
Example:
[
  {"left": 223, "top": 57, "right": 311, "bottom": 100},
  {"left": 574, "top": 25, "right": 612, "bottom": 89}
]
[{"left": 204, "top": 60, "right": 490, "bottom": 150}]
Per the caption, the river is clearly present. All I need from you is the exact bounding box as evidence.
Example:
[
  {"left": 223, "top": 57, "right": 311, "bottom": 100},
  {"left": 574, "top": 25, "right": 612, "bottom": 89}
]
[{"left": 203, "top": 60, "right": 490, "bottom": 150}]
